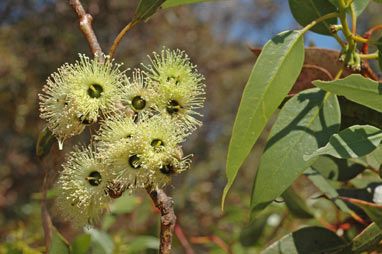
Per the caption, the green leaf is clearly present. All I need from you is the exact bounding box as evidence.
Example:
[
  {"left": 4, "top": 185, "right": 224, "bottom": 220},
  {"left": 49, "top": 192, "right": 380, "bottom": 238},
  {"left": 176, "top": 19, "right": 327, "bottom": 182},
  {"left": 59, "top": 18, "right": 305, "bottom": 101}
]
[
  {"left": 374, "top": 0, "right": 382, "bottom": 3},
  {"left": 351, "top": 0, "right": 371, "bottom": 16},
  {"left": 262, "top": 226, "right": 351, "bottom": 254},
  {"left": 125, "top": 236, "right": 160, "bottom": 252},
  {"left": 36, "top": 127, "right": 56, "bottom": 159},
  {"left": 352, "top": 222, "right": 382, "bottom": 254},
  {"left": 305, "top": 125, "right": 382, "bottom": 160},
  {"left": 101, "top": 215, "right": 116, "bottom": 232},
  {"left": 311, "top": 156, "right": 366, "bottom": 181},
  {"left": 72, "top": 234, "right": 91, "bottom": 254},
  {"left": 50, "top": 228, "right": 70, "bottom": 254},
  {"left": 110, "top": 193, "right": 140, "bottom": 214},
  {"left": 341, "top": 197, "right": 382, "bottom": 229},
  {"left": 377, "top": 37, "right": 382, "bottom": 72},
  {"left": 363, "top": 144, "right": 382, "bottom": 169},
  {"left": 85, "top": 228, "right": 113, "bottom": 254},
  {"left": 250, "top": 88, "right": 340, "bottom": 217},
  {"left": 132, "top": 0, "right": 166, "bottom": 23},
  {"left": 305, "top": 168, "right": 360, "bottom": 218},
  {"left": 313, "top": 74, "right": 382, "bottom": 112},
  {"left": 223, "top": 30, "right": 305, "bottom": 208},
  {"left": 288, "top": 0, "right": 338, "bottom": 35},
  {"left": 239, "top": 213, "right": 270, "bottom": 247},
  {"left": 282, "top": 187, "right": 314, "bottom": 219},
  {"left": 162, "top": 0, "right": 221, "bottom": 8},
  {"left": 328, "top": 0, "right": 370, "bottom": 16}
]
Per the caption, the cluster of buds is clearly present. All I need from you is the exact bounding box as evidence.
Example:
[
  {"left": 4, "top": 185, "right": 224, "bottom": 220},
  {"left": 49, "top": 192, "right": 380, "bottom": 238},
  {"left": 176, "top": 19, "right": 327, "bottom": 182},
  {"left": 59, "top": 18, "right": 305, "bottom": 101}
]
[{"left": 39, "top": 49, "right": 205, "bottom": 226}]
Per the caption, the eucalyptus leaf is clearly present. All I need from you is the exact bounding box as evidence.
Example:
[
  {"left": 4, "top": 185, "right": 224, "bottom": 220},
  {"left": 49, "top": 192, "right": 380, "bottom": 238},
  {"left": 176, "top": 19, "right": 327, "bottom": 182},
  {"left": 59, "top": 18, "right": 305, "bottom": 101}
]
[
  {"left": 85, "top": 228, "right": 114, "bottom": 254},
  {"left": 377, "top": 37, "right": 382, "bottom": 72},
  {"left": 352, "top": 223, "right": 382, "bottom": 254},
  {"left": 239, "top": 213, "right": 270, "bottom": 247},
  {"left": 223, "top": 30, "right": 305, "bottom": 208},
  {"left": 288, "top": 0, "right": 338, "bottom": 35},
  {"left": 132, "top": 0, "right": 166, "bottom": 22},
  {"left": 305, "top": 125, "right": 382, "bottom": 160},
  {"left": 72, "top": 234, "right": 91, "bottom": 254},
  {"left": 36, "top": 126, "right": 56, "bottom": 159},
  {"left": 126, "top": 236, "right": 160, "bottom": 252},
  {"left": 328, "top": 0, "right": 370, "bottom": 16},
  {"left": 282, "top": 187, "right": 314, "bottom": 219},
  {"left": 262, "top": 226, "right": 351, "bottom": 254},
  {"left": 162, "top": 0, "right": 221, "bottom": 8},
  {"left": 250, "top": 88, "right": 340, "bottom": 217},
  {"left": 110, "top": 194, "right": 140, "bottom": 214},
  {"left": 351, "top": 0, "right": 371, "bottom": 16},
  {"left": 50, "top": 228, "right": 70, "bottom": 254},
  {"left": 313, "top": 74, "right": 382, "bottom": 112},
  {"left": 341, "top": 197, "right": 382, "bottom": 230},
  {"left": 312, "top": 156, "right": 366, "bottom": 181},
  {"left": 305, "top": 168, "right": 357, "bottom": 216}
]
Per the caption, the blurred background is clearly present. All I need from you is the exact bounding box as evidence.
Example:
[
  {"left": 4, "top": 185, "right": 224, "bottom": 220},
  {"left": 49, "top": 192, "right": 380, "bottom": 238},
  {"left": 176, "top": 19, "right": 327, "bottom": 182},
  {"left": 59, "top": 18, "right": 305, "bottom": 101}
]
[{"left": 0, "top": 0, "right": 381, "bottom": 253}]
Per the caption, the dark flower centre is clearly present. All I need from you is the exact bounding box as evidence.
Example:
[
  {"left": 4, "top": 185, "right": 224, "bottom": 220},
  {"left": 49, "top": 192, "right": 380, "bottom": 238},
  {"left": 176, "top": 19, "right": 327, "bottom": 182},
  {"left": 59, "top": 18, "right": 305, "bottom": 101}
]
[
  {"left": 79, "top": 115, "right": 95, "bottom": 126},
  {"left": 160, "top": 164, "right": 175, "bottom": 175},
  {"left": 131, "top": 96, "right": 146, "bottom": 111},
  {"left": 166, "top": 100, "right": 181, "bottom": 114},
  {"left": 129, "top": 154, "right": 141, "bottom": 169},
  {"left": 151, "top": 139, "right": 164, "bottom": 147},
  {"left": 87, "top": 84, "right": 103, "bottom": 98},
  {"left": 151, "top": 139, "right": 164, "bottom": 152},
  {"left": 167, "top": 75, "right": 180, "bottom": 85},
  {"left": 86, "top": 171, "right": 102, "bottom": 186}
]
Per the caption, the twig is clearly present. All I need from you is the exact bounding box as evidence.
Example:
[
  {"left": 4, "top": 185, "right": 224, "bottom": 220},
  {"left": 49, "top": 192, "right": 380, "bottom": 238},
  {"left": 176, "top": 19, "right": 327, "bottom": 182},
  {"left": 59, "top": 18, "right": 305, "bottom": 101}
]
[
  {"left": 189, "top": 235, "right": 231, "bottom": 253},
  {"left": 68, "top": 0, "right": 104, "bottom": 61},
  {"left": 41, "top": 166, "right": 53, "bottom": 252},
  {"left": 146, "top": 187, "right": 176, "bottom": 254},
  {"left": 174, "top": 223, "right": 194, "bottom": 254},
  {"left": 109, "top": 20, "right": 138, "bottom": 58}
]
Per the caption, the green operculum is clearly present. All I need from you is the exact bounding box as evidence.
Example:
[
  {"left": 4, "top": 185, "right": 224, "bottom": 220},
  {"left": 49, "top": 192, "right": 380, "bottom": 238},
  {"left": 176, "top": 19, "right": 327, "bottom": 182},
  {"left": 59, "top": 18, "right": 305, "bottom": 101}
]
[
  {"left": 131, "top": 96, "right": 146, "bottom": 111},
  {"left": 85, "top": 171, "right": 102, "bottom": 186},
  {"left": 129, "top": 154, "right": 141, "bottom": 169},
  {"left": 160, "top": 164, "right": 175, "bottom": 175},
  {"left": 87, "top": 84, "right": 103, "bottom": 98},
  {"left": 166, "top": 100, "right": 182, "bottom": 114}
]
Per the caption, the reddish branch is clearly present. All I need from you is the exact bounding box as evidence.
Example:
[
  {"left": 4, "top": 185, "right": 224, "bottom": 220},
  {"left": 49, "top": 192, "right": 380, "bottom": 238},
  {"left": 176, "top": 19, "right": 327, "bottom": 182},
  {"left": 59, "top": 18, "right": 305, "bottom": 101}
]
[
  {"left": 174, "top": 223, "right": 194, "bottom": 254},
  {"left": 361, "top": 25, "right": 382, "bottom": 81},
  {"left": 146, "top": 187, "right": 177, "bottom": 254},
  {"left": 41, "top": 167, "right": 53, "bottom": 252},
  {"left": 68, "top": 0, "right": 104, "bottom": 61}
]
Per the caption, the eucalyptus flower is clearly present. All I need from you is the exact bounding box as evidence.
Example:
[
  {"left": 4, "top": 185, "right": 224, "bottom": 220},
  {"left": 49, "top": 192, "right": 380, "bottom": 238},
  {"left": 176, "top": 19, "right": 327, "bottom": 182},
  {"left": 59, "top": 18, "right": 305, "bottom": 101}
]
[
  {"left": 121, "top": 69, "right": 158, "bottom": 116},
  {"left": 55, "top": 145, "right": 113, "bottom": 227},
  {"left": 39, "top": 54, "right": 126, "bottom": 148},
  {"left": 66, "top": 54, "right": 126, "bottom": 124},
  {"left": 142, "top": 48, "right": 206, "bottom": 130},
  {"left": 140, "top": 115, "right": 188, "bottom": 162},
  {"left": 148, "top": 153, "right": 192, "bottom": 189},
  {"left": 39, "top": 68, "right": 87, "bottom": 148},
  {"left": 103, "top": 137, "right": 151, "bottom": 189},
  {"left": 138, "top": 115, "right": 191, "bottom": 188},
  {"left": 95, "top": 113, "right": 139, "bottom": 148}
]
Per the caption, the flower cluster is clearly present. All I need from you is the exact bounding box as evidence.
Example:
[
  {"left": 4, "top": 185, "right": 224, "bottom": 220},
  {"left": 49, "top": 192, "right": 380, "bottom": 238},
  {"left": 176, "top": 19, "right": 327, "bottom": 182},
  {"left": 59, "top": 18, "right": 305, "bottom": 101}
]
[{"left": 39, "top": 49, "right": 205, "bottom": 226}]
